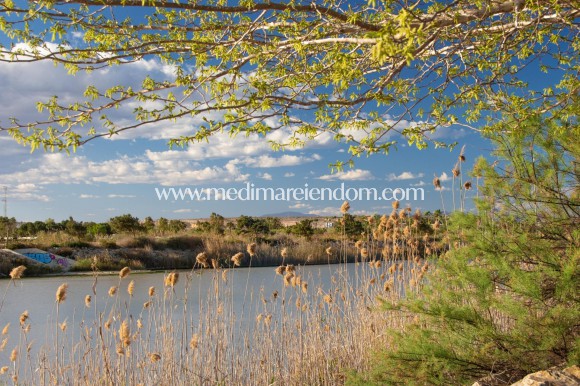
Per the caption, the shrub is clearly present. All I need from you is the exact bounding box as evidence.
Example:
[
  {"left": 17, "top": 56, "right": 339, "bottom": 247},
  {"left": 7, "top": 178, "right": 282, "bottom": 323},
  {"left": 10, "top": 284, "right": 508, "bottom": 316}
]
[
  {"left": 162, "top": 235, "right": 204, "bottom": 250},
  {"left": 98, "top": 239, "right": 118, "bottom": 249},
  {"left": 352, "top": 117, "right": 580, "bottom": 385},
  {"left": 64, "top": 241, "right": 91, "bottom": 249},
  {"left": 70, "top": 255, "right": 146, "bottom": 272}
]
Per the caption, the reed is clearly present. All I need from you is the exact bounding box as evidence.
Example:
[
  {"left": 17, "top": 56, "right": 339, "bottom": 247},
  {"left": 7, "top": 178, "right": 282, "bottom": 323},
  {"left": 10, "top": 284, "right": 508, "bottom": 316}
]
[{"left": 0, "top": 198, "right": 450, "bottom": 385}]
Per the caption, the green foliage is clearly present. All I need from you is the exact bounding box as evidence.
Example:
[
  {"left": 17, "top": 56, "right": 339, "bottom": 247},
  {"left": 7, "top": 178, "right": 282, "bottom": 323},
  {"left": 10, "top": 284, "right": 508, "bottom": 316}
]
[
  {"left": 108, "top": 214, "right": 143, "bottom": 236},
  {"left": 287, "top": 219, "right": 315, "bottom": 239},
  {"left": 0, "top": 1, "right": 577, "bottom": 163},
  {"left": 0, "top": 216, "right": 17, "bottom": 240},
  {"left": 44, "top": 218, "right": 59, "bottom": 232},
  {"left": 196, "top": 212, "right": 226, "bottom": 235},
  {"left": 63, "top": 216, "right": 87, "bottom": 237},
  {"left": 167, "top": 219, "right": 188, "bottom": 234},
  {"left": 63, "top": 240, "right": 92, "bottom": 249},
  {"left": 352, "top": 117, "right": 580, "bottom": 385},
  {"left": 335, "top": 214, "right": 365, "bottom": 239},
  {"left": 263, "top": 217, "right": 283, "bottom": 232},
  {"left": 157, "top": 217, "right": 169, "bottom": 235},
  {"left": 17, "top": 221, "right": 47, "bottom": 237},
  {"left": 235, "top": 215, "right": 271, "bottom": 236},
  {"left": 142, "top": 216, "right": 155, "bottom": 233}
]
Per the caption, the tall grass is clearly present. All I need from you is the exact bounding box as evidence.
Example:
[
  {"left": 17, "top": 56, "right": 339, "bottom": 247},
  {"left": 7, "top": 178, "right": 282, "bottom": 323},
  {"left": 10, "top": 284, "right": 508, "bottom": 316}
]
[{"left": 0, "top": 200, "right": 439, "bottom": 385}]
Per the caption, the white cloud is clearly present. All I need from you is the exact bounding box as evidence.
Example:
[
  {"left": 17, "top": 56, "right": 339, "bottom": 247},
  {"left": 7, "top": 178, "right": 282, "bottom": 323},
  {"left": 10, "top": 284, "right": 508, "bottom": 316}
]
[
  {"left": 236, "top": 154, "right": 321, "bottom": 168},
  {"left": 0, "top": 50, "right": 342, "bottom": 165},
  {"left": 0, "top": 153, "right": 250, "bottom": 187},
  {"left": 284, "top": 172, "right": 295, "bottom": 178},
  {"left": 438, "top": 172, "right": 451, "bottom": 182},
  {"left": 108, "top": 194, "right": 137, "bottom": 198},
  {"left": 318, "top": 169, "right": 374, "bottom": 181},
  {"left": 79, "top": 194, "right": 100, "bottom": 199},
  {"left": 258, "top": 172, "right": 273, "bottom": 181},
  {"left": 143, "top": 126, "right": 332, "bottom": 163},
  {"left": 289, "top": 202, "right": 310, "bottom": 209},
  {"left": 307, "top": 207, "right": 340, "bottom": 216},
  {"left": 12, "top": 184, "right": 36, "bottom": 192},
  {"left": 427, "top": 125, "right": 467, "bottom": 140},
  {"left": 411, "top": 181, "right": 426, "bottom": 187},
  {"left": 0, "top": 47, "right": 466, "bottom": 180},
  {"left": 387, "top": 171, "right": 424, "bottom": 181},
  {"left": 352, "top": 210, "right": 375, "bottom": 215},
  {"left": 1, "top": 183, "right": 50, "bottom": 202},
  {"left": 0, "top": 53, "right": 180, "bottom": 139},
  {"left": 173, "top": 209, "right": 192, "bottom": 213}
]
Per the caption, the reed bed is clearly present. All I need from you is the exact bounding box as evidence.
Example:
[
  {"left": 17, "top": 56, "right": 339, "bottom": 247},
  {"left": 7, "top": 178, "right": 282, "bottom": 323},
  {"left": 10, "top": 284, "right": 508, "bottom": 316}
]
[{"left": 0, "top": 201, "right": 439, "bottom": 385}]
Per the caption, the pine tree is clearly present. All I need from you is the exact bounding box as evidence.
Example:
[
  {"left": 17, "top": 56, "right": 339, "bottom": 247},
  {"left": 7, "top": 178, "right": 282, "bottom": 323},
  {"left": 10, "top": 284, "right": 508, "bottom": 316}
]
[{"left": 352, "top": 116, "right": 580, "bottom": 385}]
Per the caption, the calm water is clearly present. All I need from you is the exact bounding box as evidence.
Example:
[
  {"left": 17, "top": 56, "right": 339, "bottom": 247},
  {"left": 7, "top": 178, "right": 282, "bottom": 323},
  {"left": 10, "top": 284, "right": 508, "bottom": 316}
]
[{"left": 0, "top": 264, "right": 375, "bottom": 351}]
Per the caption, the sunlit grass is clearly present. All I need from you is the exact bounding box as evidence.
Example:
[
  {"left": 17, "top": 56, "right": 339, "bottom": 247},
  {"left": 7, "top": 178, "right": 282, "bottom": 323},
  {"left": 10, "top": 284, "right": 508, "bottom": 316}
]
[{"left": 0, "top": 200, "right": 441, "bottom": 385}]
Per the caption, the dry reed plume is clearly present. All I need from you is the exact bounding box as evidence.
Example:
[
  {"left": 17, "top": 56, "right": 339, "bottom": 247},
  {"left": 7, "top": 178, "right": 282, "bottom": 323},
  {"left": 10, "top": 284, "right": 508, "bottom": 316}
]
[
  {"left": 247, "top": 243, "right": 257, "bottom": 257},
  {"left": 119, "top": 267, "right": 131, "bottom": 279},
  {"left": 9, "top": 266, "right": 26, "bottom": 280},
  {"left": 56, "top": 283, "right": 68, "bottom": 303},
  {"left": 119, "top": 320, "right": 131, "bottom": 347},
  {"left": 231, "top": 252, "right": 243, "bottom": 267},
  {"left": 127, "top": 280, "right": 135, "bottom": 296},
  {"left": 108, "top": 286, "right": 117, "bottom": 297},
  {"left": 164, "top": 272, "right": 179, "bottom": 287},
  {"left": 196, "top": 252, "right": 209, "bottom": 268},
  {"left": 340, "top": 200, "right": 350, "bottom": 213}
]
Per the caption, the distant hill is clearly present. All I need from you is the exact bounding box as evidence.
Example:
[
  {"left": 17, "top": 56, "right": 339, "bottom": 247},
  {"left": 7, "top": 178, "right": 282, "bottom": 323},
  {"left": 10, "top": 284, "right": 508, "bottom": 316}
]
[{"left": 261, "top": 211, "right": 317, "bottom": 218}]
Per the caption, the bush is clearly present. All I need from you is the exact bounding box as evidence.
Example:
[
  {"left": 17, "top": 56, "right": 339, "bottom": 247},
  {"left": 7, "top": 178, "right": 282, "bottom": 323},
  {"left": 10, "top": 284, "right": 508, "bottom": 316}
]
[
  {"left": 116, "top": 236, "right": 152, "bottom": 249},
  {"left": 64, "top": 241, "right": 92, "bottom": 248},
  {"left": 70, "top": 254, "right": 146, "bottom": 272},
  {"left": 162, "top": 235, "right": 203, "bottom": 250},
  {"left": 5, "top": 242, "right": 29, "bottom": 250},
  {"left": 52, "top": 247, "right": 74, "bottom": 257},
  {"left": 351, "top": 118, "right": 580, "bottom": 385},
  {"left": 98, "top": 240, "right": 119, "bottom": 249}
]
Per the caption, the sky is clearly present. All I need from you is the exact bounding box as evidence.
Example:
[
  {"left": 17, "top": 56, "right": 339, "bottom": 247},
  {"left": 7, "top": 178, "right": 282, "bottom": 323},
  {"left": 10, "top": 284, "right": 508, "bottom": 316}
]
[{"left": 0, "top": 40, "right": 491, "bottom": 223}]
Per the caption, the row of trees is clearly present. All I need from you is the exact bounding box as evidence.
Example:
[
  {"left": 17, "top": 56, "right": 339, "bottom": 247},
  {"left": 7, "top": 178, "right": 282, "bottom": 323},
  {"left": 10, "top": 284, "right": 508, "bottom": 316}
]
[
  {"left": 3, "top": 210, "right": 448, "bottom": 241},
  {"left": 195, "top": 211, "right": 443, "bottom": 239},
  {"left": 1, "top": 215, "right": 189, "bottom": 239},
  {"left": 195, "top": 213, "right": 313, "bottom": 237}
]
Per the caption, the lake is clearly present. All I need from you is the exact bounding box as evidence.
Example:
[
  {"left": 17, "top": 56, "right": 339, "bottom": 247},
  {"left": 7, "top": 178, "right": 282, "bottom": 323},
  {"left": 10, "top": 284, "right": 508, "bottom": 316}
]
[{"left": 0, "top": 262, "right": 410, "bottom": 384}]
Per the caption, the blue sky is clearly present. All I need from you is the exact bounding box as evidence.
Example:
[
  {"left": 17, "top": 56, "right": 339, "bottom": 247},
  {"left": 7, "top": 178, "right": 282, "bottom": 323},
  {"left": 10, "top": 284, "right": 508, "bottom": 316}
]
[{"left": 0, "top": 44, "right": 490, "bottom": 222}]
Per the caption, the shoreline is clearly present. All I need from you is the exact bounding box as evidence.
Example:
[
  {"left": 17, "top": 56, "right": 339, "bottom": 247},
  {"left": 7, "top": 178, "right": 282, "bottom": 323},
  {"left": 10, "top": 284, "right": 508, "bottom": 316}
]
[{"left": 1, "top": 260, "right": 359, "bottom": 279}]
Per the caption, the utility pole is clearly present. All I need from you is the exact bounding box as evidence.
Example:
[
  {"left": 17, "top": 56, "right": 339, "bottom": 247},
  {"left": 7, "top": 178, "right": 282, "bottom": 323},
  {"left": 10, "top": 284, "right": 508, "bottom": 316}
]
[
  {"left": 2, "top": 186, "right": 7, "bottom": 248},
  {"left": 2, "top": 186, "right": 6, "bottom": 218}
]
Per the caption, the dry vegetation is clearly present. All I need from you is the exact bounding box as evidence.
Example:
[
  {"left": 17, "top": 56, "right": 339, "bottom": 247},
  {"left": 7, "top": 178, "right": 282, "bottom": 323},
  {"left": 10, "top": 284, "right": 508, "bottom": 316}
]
[{"left": 0, "top": 200, "right": 437, "bottom": 385}]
